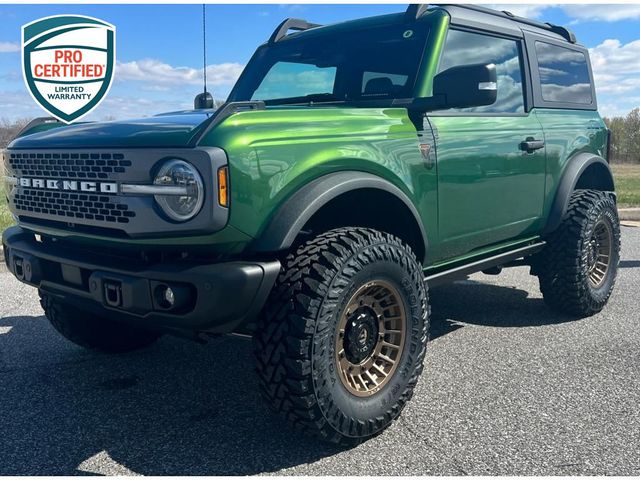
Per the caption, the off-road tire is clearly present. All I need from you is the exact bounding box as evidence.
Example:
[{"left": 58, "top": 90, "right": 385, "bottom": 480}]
[
  {"left": 40, "top": 292, "right": 162, "bottom": 353},
  {"left": 537, "top": 189, "right": 620, "bottom": 317},
  {"left": 254, "top": 227, "right": 429, "bottom": 445}
]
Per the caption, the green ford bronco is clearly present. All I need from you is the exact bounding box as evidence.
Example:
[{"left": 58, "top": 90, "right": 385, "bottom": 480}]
[{"left": 2, "top": 4, "right": 620, "bottom": 444}]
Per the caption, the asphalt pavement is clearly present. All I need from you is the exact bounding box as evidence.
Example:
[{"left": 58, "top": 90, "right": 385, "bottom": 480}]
[{"left": 0, "top": 226, "right": 639, "bottom": 475}]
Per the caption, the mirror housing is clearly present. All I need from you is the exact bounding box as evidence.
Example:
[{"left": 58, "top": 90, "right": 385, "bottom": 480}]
[{"left": 432, "top": 63, "right": 497, "bottom": 110}]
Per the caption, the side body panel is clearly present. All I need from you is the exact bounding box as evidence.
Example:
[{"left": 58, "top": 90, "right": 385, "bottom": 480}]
[
  {"left": 200, "top": 107, "right": 438, "bottom": 253},
  {"left": 535, "top": 109, "right": 609, "bottom": 221},
  {"left": 428, "top": 114, "right": 546, "bottom": 260}
]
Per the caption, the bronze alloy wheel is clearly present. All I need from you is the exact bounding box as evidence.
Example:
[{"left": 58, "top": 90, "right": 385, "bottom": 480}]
[
  {"left": 335, "top": 280, "right": 406, "bottom": 397},
  {"left": 255, "top": 227, "right": 429, "bottom": 444},
  {"left": 587, "top": 219, "right": 613, "bottom": 288}
]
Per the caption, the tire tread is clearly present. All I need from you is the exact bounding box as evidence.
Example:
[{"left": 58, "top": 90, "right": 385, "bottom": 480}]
[{"left": 253, "top": 227, "right": 428, "bottom": 445}]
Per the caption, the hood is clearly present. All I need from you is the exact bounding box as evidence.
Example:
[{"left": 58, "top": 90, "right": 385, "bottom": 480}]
[{"left": 8, "top": 110, "right": 217, "bottom": 149}]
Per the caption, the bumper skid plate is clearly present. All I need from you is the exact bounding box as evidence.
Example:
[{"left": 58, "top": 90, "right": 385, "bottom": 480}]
[{"left": 2, "top": 226, "right": 280, "bottom": 334}]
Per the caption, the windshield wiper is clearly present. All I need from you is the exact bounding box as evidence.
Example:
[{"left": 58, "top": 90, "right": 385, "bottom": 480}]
[{"left": 265, "top": 93, "right": 344, "bottom": 106}]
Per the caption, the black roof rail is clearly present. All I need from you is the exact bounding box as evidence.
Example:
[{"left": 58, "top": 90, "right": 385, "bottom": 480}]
[
  {"left": 268, "top": 18, "right": 322, "bottom": 43},
  {"left": 411, "top": 4, "right": 577, "bottom": 44},
  {"left": 546, "top": 23, "right": 577, "bottom": 43},
  {"left": 405, "top": 4, "right": 430, "bottom": 20}
]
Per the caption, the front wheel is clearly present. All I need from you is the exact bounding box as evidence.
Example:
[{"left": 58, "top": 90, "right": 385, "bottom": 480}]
[
  {"left": 254, "top": 227, "right": 429, "bottom": 445},
  {"left": 536, "top": 189, "right": 620, "bottom": 317}
]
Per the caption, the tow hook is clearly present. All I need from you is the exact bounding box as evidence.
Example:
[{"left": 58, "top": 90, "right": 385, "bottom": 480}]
[
  {"left": 13, "top": 256, "right": 24, "bottom": 280},
  {"left": 10, "top": 253, "right": 41, "bottom": 283},
  {"left": 104, "top": 280, "right": 123, "bottom": 307}
]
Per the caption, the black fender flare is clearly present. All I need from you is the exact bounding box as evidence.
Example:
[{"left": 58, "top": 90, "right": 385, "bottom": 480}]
[
  {"left": 544, "top": 152, "right": 615, "bottom": 235},
  {"left": 250, "top": 171, "right": 428, "bottom": 257}
]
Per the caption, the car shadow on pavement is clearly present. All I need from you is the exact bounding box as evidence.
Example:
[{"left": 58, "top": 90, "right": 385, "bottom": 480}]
[
  {"left": 428, "top": 279, "right": 576, "bottom": 340},
  {"left": 0, "top": 278, "right": 576, "bottom": 475},
  {"left": 0, "top": 314, "right": 344, "bottom": 475}
]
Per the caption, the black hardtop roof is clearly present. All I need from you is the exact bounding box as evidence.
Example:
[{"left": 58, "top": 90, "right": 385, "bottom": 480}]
[
  {"left": 269, "top": 4, "right": 579, "bottom": 46},
  {"left": 437, "top": 4, "right": 577, "bottom": 44}
]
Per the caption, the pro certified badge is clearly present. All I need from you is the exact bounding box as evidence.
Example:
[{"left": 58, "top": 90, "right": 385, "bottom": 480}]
[{"left": 21, "top": 15, "right": 115, "bottom": 123}]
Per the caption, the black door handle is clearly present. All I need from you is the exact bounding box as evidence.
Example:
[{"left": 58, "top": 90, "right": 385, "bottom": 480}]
[{"left": 520, "top": 139, "right": 545, "bottom": 153}]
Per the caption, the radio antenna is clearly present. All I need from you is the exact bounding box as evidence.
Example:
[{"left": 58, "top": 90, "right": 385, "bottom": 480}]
[
  {"left": 194, "top": 3, "right": 214, "bottom": 109},
  {"left": 202, "top": 4, "right": 207, "bottom": 94}
]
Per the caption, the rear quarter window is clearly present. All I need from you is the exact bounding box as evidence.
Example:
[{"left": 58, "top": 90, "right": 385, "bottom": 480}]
[{"left": 535, "top": 42, "right": 593, "bottom": 105}]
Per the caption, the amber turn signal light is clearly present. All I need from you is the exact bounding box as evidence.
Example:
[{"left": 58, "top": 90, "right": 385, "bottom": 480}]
[{"left": 217, "top": 166, "right": 229, "bottom": 207}]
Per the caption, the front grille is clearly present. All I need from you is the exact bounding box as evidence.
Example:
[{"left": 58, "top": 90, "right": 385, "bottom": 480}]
[
  {"left": 4, "top": 147, "right": 227, "bottom": 238},
  {"left": 8, "top": 151, "right": 132, "bottom": 180},
  {"left": 6, "top": 150, "right": 138, "bottom": 230},
  {"left": 13, "top": 189, "right": 135, "bottom": 224}
]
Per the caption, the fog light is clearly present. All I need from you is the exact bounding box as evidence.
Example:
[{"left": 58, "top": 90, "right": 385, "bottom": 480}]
[
  {"left": 154, "top": 284, "right": 175, "bottom": 309},
  {"left": 152, "top": 282, "right": 193, "bottom": 311},
  {"left": 164, "top": 287, "right": 175, "bottom": 307}
]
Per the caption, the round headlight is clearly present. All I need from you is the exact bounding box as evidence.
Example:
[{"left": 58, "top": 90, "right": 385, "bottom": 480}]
[{"left": 153, "top": 159, "right": 204, "bottom": 222}]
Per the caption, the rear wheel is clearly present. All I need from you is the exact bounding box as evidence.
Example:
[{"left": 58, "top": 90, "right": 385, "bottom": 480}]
[
  {"left": 254, "top": 227, "right": 429, "bottom": 445},
  {"left": 536, "top": 189, "right": 620, "bottom": 317},
  {"left": 40, "top": 292, "right": 162, "bottom": 353}
]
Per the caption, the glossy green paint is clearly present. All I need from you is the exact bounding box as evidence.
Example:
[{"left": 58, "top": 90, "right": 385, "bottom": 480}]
[
  {"left": 10, "top": 112, "right": 215, "bottom": 149},
  {"left": 427, "top": 112, "right": 546, "bottom": 261},
  {"left": 18, "top": 122, "right": 67, "bottom": 138},
  {"left": 200, "top": 106, "right": 438, "bottom": 247},
  {"left": 535, "top": 108, "right": 608, "bottom": 220},
  {"left": 415, "top": 10, "right": 449, "bottom": 98}
]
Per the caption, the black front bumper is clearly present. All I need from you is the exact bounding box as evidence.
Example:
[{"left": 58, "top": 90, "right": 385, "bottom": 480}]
[{"left": 2, "top": 226, "right": 280, "bottom": 334}]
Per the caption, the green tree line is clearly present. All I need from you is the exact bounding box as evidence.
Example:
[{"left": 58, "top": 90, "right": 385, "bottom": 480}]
[{"left": 604, "top": 108, "right": 640, "bottom": 164}]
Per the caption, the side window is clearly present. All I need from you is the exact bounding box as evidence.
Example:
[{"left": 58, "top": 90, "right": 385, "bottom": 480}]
[
  {"left": 436, "top": 30, "right": 525, "bottom": 113},
  {"left": 251, "top": 62, "right": 336, "bottom": 101},
  {"left": 535, "top": 42, "right": 592, "bottom": 105}
]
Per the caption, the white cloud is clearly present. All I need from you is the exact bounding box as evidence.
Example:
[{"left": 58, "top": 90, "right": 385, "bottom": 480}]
[
  {"left": 590, "top": 39, "right": 640, "bottom": 77},
  {"left": 278, "top": 4, "right": 306, "bottom": 13},
  {"left": 599, "top": 99, "right": 640, "bottom": 118},
  {"left": 116, "top": 59, "right": 244, "bottom": 87},
  {"left": 0, "top": 41, "right": 19, "bottom": 53},
  {"left": 561, "top": 4, "right": 640, "bottom": 22},
  {"left": 588, "top": 38, "right": 640, "bottom": 117},
  {"left": 0, "top": 90, "right": 42, "bottom": 118},
  {"left": 484, "top": 4, "right": 640, "bottom": 23},
  {"left": 590, "top": 39, "right": 640, "bottom": 96}
]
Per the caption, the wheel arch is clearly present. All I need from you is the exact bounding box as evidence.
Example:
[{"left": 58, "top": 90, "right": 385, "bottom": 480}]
[
  {"left": 250, "top": 171, "right": 428, "bottom": 263},
  {"left": 544, "top": 153, "right": 615, "bottom": 235}
]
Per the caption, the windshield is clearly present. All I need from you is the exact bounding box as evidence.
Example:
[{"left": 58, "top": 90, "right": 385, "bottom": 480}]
[{"left": 229, "top": 22, "right": 430, "bottom": 105}]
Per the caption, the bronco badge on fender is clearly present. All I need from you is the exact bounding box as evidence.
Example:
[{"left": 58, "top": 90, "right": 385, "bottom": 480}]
[{"left": 21, "top": 15, "right": 116, "bottom": 123}]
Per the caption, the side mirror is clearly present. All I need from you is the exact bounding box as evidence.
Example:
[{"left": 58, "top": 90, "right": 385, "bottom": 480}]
[{"left": 432, "top": 63, "right": 497, "bottom": 109}]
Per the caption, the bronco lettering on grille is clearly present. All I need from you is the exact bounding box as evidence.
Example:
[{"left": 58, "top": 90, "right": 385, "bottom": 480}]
[{"left": 18, "top": 177, "right": 117, "bottom": 194}]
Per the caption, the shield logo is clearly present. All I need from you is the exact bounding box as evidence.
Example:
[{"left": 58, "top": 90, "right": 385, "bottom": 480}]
[{"left": 22, "top": 15, "right": 115, "bottom": 123}]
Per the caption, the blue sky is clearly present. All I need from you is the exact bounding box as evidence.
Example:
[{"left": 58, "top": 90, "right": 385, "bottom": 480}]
[{"left": 1, "top": 3, "right": 639, "bottom": 120}]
